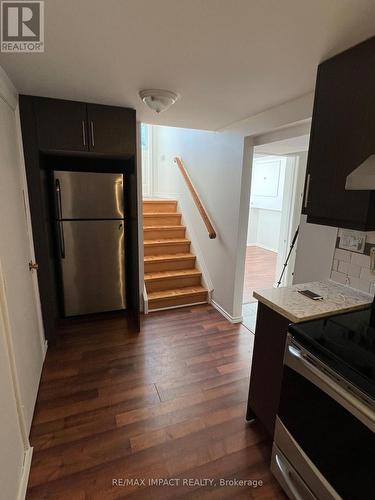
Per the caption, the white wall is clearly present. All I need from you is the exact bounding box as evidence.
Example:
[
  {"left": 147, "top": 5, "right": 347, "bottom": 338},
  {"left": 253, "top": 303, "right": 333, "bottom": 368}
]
[
  {"left": 247, "top": 208, "right": 281, "bottom": 251},
  {"left": 246, "top": 155, "right": 285, "bottom": 252},
  {"left": 0, "top": 64, "right": 45, "bottom": 498},
  {"left": 0, "top": 270, "right": 26, "bottom": 500},
  {"left": 151, "top": 125, "right": 244, "bottom": 320},
  {"left": 293, "top": 215, "right": 338, "bottom": 284}
]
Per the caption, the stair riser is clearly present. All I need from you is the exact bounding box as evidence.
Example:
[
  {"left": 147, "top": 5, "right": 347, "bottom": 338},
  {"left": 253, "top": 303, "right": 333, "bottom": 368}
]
[
  {"left": 144, "top": 228, "right": 185, "bottom": 239},
  {"left": 146, "top": 275, "right": 202, "bottom": 293},
  {"left": 144, "top": 258, "right": 196, "bottom": 273},
  {"left": 144, "top": 242, "right": 190, "bottom": 256},
  {"left": 143, "top": 215, "right": 181, "bottom": 226},
  {"left": 143, "top": 202, "right": 177, "bottom": 213},
  {"left": 148, "top": 291, "right": 208, "bottom": 311}
]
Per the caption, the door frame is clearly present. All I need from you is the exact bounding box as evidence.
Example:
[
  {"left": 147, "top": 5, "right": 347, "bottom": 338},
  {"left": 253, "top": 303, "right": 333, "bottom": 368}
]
[
  {"left": 233, "top": 123, "right": 310, "bottom": 320},
  {"left": 15, "top": 106, "right": 47, "bottom": 356},
  {"left": 0, "top": 67, "right": 46, "bottom": 357},
  {"left": 0, "top": 64, "right": 46, "bottom": 432},
  {"left": 141, "top": 123, "right": 155, "bottom": 198}
]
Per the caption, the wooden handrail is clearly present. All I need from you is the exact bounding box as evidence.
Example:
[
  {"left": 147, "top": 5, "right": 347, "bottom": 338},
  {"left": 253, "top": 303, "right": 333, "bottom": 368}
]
[{"left": 174, "top": 157, "right": 217, "bottom": 239}]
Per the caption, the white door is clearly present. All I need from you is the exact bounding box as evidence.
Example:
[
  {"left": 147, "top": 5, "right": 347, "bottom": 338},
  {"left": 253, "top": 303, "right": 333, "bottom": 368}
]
[
  {"left": 0, "top": 97, "right": 44, "bottom": 432},
  {"left": 0, "top": 289, "right": 26, "bottom": 500}
]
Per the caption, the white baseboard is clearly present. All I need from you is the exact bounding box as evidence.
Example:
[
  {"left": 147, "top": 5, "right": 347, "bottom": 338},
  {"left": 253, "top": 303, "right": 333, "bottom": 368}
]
[
  {"left": 211, "top": 299, "right": 243, "bottom": 324},
  {"left": 17, "top": 446, "right": 33, "bottom": 500},
  {"left": 148, "top": 301, "right": 208, "bottom": 313}
]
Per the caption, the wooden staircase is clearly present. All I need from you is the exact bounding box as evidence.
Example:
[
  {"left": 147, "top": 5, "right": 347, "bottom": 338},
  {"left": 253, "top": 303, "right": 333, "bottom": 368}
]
[{"left": 143, "top": 200, "right": 209, "bottom": 311}]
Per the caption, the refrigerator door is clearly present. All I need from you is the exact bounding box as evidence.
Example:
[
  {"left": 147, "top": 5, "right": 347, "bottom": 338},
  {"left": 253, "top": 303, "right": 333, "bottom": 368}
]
[
  {"left": 54, "top": 171, "right": 124, "bottom": 219},
  {"left": 59, "top": 220, "right": 126, "bottom": 316}
]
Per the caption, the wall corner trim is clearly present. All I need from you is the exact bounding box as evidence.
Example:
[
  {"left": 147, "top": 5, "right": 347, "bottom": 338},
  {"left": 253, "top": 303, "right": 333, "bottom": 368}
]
[
  {"left": 211, "top": 299, "right": 243, "bottom": 324},
  {"left": 0, "top": 64, "right": 18, "bottom": 110},
  {"left": 43, "top": 340, "right": 48, "bottom": 360},
  {"left": 17, "top": 446, "right": 33, "bottom": 500}
]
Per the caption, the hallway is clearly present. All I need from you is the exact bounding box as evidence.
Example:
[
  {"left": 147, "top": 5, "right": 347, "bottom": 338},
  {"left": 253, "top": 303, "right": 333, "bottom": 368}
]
[
  {"left": 26, "top": 306, "right": 285, "bottom": 499},
  {"left": 243, "top": 246, "right": 277, "bottom": 304}
]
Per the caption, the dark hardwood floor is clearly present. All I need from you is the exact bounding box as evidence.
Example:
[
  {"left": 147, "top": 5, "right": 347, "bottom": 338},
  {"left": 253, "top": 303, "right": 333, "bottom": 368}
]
[{"left": 27, "top": 305, "right": 286, "bottom": 499}]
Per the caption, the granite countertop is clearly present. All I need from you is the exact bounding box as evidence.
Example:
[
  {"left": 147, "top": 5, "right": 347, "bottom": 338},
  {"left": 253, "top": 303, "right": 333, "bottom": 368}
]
[{"left": 253, "top": 280, "right": 372, "bottom": 323}]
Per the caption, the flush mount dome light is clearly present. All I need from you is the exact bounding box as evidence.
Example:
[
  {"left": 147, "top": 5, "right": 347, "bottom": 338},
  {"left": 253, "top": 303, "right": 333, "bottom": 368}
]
[{"left": 139, "top": 89, "right": 179, "bottom": 113}]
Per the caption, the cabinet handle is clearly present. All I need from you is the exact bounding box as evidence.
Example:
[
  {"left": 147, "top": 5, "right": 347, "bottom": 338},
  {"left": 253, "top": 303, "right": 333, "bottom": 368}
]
[
  {"left": 304, "top": 173, "right": 311, "bottom": 209},
  {"left": 82, "top": 120, "right": 86, "bottom": 146},
  {"left": 90, "top": 121, "right": 95, "bottom": 148}
]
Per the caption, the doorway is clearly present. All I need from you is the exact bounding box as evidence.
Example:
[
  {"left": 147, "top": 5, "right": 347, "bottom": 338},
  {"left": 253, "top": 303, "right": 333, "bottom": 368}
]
[{"left": 242, "top": 145, "right": 308, "bottom": 332}]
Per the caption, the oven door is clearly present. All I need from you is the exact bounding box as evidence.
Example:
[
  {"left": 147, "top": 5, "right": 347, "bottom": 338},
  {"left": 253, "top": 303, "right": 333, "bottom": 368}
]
[{"left": 276, "top": 334, "right": 375, "bottom": 500}]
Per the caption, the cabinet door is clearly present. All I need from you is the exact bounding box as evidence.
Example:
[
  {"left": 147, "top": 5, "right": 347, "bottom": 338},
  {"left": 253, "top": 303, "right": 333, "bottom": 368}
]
[
  {"left": 247, "top": 303, "right": 290, "bottom": 435},
  {"left": 87, "top": 104, "right": 136, "bottom": 156},
  {"left": 305, "top": 37, "right": 375, "bottom": 229},
  {"left": 34, "top": 97, "right": 88, "bottom": 152}
]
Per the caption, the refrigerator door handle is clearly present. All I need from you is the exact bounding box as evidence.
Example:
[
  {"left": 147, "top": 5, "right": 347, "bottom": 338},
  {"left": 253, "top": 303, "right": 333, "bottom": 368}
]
[
  {"left": 58, "top": 221, "right": 65, "bottom": 259},
  {"left": 55, "top": 178, "right": 63, "bottom": 220}
]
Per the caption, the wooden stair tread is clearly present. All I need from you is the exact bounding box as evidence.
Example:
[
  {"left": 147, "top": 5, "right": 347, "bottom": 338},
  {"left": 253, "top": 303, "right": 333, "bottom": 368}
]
[
  {"left": 145, "top": 269, "right": 201, "bottom": 281},
  {"left": 148, "top": 286, "right": 208, "bottom": 300},
  {"left": 144, "top": 238, "right": 190, "bottom": 245},
  {"left": 144, "top": 225, "right": 185, "bottom": 230},
  {"left": 144, "top": 253, "right": 195, "bottom": 262},
  {"left": 143, "top": 212, "right": 180, "bottom": 217},
  {"left": 143, "top": 199, "right": 176, "bottom": 203}
]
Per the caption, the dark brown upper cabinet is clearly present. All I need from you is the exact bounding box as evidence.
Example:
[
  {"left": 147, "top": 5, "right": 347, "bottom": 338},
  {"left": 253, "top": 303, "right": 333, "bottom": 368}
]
[
  {"left": 34, "top": 97, "right": 88, "bottom": 153},
  {"left": 33, "top": 97, "right": 136, "bottom": 157},
  {"left": 87, "top": 104, "right": 136, "bottom": 156},
  {"left": 304, "top": 36, "right": 375, "bottom": 230}
]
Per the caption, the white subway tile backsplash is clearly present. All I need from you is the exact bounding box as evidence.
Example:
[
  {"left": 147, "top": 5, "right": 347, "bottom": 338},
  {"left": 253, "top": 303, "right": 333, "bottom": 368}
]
[
  {"left": 334, "top": 248, "right": 351, "bottom": 262},
  {"left": 359, "top": 266, "right": 375, "bottom": 283},
  {"left": 330, "top": 232, "right": 375, "bottom": 296},
  {"left": 351, "top": 252, "right": 370, "bottom": 268},
  {"left": 337, "top": 261, "right": 349, "bottom": 274},
  {"left": 330, "top": 270, "right": 347, "bottom": 285},
  {"left": 347, "top": 263, "right": 361, "bottom": 278},
  {"left": 348, "top": 276, "right": 371, "bottom": 293}
]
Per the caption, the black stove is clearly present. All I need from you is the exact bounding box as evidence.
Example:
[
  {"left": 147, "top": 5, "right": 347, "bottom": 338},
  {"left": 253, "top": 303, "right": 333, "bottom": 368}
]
[{"left": 289, "top": 306, "right": 375, "bottom": 402}]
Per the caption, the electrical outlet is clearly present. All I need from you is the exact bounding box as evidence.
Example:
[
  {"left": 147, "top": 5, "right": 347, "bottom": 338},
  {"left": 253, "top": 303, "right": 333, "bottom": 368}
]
[{"left": 338, "top": 229, "right": 366, "bottom": 253}]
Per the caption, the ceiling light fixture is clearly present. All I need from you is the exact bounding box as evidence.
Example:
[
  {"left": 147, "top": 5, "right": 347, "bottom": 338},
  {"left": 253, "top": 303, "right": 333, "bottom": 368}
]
[{"left": 139, "top": 89, "right": 179, "bottom": 113}]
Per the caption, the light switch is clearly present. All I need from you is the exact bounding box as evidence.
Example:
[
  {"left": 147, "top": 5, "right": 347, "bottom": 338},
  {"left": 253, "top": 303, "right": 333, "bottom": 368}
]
[{"left": 338, "top": 229, "right": 366, "bottom": 253}]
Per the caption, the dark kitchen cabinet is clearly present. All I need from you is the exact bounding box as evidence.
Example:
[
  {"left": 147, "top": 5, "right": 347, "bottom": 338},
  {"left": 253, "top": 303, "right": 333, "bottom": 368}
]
[
  {"left": 87, "top": 104, "right": 136, "bottom": 156},
  {"left": 246, "top": 303, "right": 290, "bottom": 436},
  {"left": 34, "top": 97, "right": 88, "bottom": 153},
  {"left": 304, "top": 36, "right": 375, "bottom": 230},
  {"left": 33, "top": 97, "right": 136, "bottom": 157}
]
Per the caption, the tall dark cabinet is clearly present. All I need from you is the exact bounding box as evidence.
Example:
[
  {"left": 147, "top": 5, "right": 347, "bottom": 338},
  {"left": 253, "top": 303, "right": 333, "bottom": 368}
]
[
  {"left": 304, "top": 36, "right": 375, "bottom": 230},
  {"left": 19, "top": 96, "right": 140, "bottom": 343}
]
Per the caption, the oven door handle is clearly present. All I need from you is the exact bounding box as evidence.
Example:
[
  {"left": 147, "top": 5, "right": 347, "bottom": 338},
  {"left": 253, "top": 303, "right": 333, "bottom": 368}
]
[
  {"left": 287, "top": 341, "right": 375, "bottom": 430},
  {"left": 275, "top": 453, "right": 309, "bottom": 500}
]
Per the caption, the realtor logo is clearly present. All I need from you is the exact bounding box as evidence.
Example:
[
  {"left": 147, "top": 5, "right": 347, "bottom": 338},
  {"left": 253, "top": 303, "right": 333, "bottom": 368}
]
[{"left": 1, "top": 1, "right": 44, "bottom": 52}]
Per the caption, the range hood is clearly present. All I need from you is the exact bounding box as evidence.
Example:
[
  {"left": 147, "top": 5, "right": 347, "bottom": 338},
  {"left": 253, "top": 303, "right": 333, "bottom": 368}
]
[{"left": 345, "top": 155, "right": 375, "bottom": 190}]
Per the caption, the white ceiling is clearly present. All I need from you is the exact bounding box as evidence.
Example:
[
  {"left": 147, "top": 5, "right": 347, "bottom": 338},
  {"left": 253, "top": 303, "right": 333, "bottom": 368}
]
[{"left": 1, "top": 0, "right": 375, "bottom": 130}]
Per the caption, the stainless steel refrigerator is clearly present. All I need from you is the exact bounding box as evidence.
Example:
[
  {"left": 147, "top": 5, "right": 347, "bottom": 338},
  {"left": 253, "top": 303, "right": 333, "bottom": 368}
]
[{"left": 54, "top": 170, "right": 126, "bottom": 317}]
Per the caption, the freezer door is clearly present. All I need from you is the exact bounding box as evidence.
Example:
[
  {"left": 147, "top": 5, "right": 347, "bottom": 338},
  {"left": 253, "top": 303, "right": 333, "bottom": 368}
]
[
  {"left": 54, "top": 171, "right": 124, "bottom": 219},
  {"left": 59, "top": 220, "right": 126, "bottom": 316}
]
